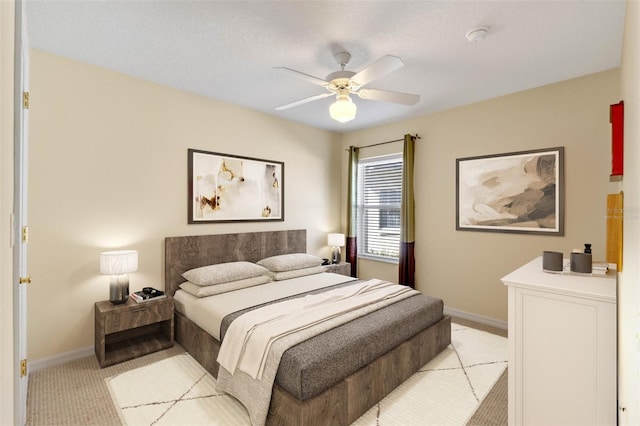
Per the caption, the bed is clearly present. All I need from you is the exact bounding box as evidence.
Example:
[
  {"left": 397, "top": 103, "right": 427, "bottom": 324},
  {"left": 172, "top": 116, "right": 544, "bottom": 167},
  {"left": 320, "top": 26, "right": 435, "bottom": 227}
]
[{"left": 165, "top": 229, "right": 451, "bottom": 425}]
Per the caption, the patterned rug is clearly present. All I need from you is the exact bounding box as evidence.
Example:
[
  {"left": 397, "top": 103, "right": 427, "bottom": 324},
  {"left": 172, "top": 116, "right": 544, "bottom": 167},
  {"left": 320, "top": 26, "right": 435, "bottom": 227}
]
[{"left": 106, "top": 323, "right": 507, "bottom": 425}]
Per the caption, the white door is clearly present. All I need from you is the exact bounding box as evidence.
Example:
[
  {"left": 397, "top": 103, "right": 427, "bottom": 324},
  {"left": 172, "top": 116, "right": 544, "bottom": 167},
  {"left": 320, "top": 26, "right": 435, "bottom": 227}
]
[{"left": 14, "top": 1, "right": 29, "bottom": 424}]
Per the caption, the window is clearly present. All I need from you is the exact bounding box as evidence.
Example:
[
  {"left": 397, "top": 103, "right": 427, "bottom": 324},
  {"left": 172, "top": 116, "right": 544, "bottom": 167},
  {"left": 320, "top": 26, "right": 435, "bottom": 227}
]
[{"left": 357, "top": 154, "right": 402, "bottom": 262}]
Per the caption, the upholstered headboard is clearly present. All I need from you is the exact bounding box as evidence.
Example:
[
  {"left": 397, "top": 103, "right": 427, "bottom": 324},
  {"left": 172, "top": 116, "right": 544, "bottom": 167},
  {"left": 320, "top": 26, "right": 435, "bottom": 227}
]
[{"left": 164, "top": 229, "right": 306, "bottom": 296}]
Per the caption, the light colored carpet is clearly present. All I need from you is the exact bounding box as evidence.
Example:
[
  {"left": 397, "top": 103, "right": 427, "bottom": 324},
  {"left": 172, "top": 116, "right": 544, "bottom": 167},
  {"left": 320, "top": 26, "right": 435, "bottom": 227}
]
[
  {"left": 107, "top": 322, "right": 507, "bottom": 425},
  {"left": 26, "top": 345, "right": 187, "bottom": 426}
]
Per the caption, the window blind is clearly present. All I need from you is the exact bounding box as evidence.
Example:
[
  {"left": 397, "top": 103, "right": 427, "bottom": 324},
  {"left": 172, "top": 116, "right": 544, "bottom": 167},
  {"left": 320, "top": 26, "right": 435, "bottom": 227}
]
[{"left": 357, "top": 155, "right": 402, "bottom": 260}]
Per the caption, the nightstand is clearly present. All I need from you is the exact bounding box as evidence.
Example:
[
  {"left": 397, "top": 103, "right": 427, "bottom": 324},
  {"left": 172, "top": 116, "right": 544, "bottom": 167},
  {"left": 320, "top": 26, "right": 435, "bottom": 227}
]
[
  {"left": 95, "top": 296, "right": 174, "bottom": 368},
  {"left": 325, "top": 262, "right": 351, "bottom": 277}
]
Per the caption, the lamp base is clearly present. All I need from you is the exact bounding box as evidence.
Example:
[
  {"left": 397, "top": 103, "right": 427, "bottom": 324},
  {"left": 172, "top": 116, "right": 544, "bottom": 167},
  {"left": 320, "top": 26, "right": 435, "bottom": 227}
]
[
  {"left": 109, "top": 274, "right": 130, "bottom": 304},
  {"left": 331, "top": 247, "right": 342, "bottom": 264}
]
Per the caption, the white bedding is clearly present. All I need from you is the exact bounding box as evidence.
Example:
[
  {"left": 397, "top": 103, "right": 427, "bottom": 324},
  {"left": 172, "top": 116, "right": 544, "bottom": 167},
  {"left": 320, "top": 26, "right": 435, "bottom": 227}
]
[{"left": 173, "top": 272, "right": 356, "bottom": 341}]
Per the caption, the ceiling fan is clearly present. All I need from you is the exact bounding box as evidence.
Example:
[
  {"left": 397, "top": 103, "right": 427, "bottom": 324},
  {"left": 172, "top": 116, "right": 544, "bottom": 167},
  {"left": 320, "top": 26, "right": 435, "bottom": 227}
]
[{"left": 275, "top": 51, "right": 420, "bottom": 123}]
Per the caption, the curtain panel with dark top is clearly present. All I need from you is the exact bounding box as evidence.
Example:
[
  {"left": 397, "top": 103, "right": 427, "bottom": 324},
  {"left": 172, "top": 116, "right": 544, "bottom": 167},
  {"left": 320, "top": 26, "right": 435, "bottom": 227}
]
[
  {"left": 346, "top": 146, "right": 359, "bottom": 277},
  {"left": 399, "top": 134, "right": 416, "bottom": 288}
]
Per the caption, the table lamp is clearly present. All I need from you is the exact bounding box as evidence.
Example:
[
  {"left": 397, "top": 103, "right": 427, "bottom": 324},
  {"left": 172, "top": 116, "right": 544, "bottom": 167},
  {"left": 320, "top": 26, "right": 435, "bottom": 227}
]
[
  {"left": 100, "top": 250, "right": 138, "bottom": 304},
  {"left": 327, "top": 233, "right": 345, "bottom": 264}
]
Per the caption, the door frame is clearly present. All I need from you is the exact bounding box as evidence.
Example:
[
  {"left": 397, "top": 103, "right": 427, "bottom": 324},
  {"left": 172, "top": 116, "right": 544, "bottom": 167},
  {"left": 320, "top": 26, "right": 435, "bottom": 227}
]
[{"left": 13, "top": 0, "right": 28, "bottom": 423}]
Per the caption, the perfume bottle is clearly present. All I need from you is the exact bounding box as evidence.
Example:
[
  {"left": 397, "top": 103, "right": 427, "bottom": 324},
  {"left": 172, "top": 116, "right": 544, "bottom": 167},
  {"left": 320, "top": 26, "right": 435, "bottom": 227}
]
[{"left": 584, "top": 243, "right": 592, "bottom": 254}]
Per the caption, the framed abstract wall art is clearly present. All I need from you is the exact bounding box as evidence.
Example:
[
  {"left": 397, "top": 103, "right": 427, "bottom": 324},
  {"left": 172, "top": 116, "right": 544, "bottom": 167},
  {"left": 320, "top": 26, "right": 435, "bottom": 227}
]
[
  {"left": 456, "top": 147, "right": 564, "bottom": 235},
  {"left": 188, "top": 149, "right": 284, "bottom": 223}
]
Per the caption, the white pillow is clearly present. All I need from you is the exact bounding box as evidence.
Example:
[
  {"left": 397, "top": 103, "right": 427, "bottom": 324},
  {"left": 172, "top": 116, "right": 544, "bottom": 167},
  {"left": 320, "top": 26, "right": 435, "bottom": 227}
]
[
  {"left": 257, "top": 253, "right": 323, "bottom": 272},
  {"left": 179, "top": 275, "right": 271, "bottom": 297},
  {"left": 267, "top": 265, "right": 327, "bottom": 281},
  {"left": 181, "top": 261, "right": 269, "bottom": 286}
]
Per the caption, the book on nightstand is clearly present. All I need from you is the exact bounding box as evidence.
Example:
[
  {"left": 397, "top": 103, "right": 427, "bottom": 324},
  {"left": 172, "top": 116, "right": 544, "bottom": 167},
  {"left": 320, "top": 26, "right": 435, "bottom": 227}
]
[{"left": 131, "top": 287, "right": 166, "bottom": 303}]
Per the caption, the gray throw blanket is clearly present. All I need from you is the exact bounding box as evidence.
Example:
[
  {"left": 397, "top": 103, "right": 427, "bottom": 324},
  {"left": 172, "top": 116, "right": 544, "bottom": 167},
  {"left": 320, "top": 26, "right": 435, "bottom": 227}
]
[{"left": 216, "top": 279, "right": 418, "bottom": 425}]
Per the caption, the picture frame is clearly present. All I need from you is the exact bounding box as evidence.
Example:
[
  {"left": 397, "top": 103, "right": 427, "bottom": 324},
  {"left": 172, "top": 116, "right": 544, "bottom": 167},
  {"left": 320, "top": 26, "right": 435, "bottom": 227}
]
[
  {"left": 188, "top": 149, "right": 284, "bottom": 223},
  {"left": 456, "top": 147, "right": 564, "bottom": 235}
]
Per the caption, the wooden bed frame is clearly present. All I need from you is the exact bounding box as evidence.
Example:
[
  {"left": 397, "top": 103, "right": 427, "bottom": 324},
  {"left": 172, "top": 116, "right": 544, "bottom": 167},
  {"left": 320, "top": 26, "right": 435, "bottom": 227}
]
[{"left": 165, "top": 229, "right": 451, "bottom": 425}]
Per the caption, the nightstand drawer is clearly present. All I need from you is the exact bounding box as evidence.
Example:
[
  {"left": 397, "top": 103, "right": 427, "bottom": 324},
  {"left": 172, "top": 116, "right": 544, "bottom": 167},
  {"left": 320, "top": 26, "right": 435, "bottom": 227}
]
[{"left": 104, "top": 299, "right": 173, "bottom": 334}]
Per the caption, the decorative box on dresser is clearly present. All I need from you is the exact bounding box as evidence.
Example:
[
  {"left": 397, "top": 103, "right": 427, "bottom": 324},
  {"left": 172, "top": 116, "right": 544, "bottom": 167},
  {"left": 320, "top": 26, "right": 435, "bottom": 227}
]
[
  {"left": 95, "top": 296, "right": 174, "bottom": 368},
  {"left": 501, "top": 257, "right": 616, "bottom": 425},
  {"left": 325, "top": 262, "right": 351, "bottom": 276}
]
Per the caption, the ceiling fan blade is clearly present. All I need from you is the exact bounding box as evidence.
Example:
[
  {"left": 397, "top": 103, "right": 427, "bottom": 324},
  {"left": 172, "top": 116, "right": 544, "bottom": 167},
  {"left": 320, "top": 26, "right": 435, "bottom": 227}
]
[
  {"left": 357, "top": 88, "right": 420, "bottom": 105},
  {"left": 350, "top": 55, "right": 404, "bottom": 87},
  {"left": 275, "top": 92, "right": 333, "bottom": 110},
  {"left": 275, "top": 67, "right": 329, "bottom": 87}
]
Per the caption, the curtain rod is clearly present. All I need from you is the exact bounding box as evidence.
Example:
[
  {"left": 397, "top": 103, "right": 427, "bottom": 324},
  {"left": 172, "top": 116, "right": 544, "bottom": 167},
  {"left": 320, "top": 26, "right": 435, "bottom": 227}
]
[{"left": 346, "top": 134, "right": 421, "bottom": 151}]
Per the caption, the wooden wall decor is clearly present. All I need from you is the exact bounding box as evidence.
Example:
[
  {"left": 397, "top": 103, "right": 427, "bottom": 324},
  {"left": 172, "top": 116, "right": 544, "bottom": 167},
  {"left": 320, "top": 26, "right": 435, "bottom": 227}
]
[
  {"left": 610, "top": 101, "right": 624, "bottom": 177},
  {"left": 606, "top": 192, "right": 623, "bottom": 271}
]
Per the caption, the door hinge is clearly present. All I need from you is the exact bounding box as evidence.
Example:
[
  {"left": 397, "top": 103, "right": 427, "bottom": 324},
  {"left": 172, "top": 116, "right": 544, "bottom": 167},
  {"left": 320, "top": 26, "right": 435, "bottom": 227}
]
[
  {"left": 22, "top": 226, "right": 28, "bottom": 243},
  {"left": 19, "top": 276, "right": 31, "bottom": 284},
  {"left": 23, "top": 91, "right": 29, "bottom": 109},
  {"left": 20, "top": 359, "right": 27, "bottom": 377}
]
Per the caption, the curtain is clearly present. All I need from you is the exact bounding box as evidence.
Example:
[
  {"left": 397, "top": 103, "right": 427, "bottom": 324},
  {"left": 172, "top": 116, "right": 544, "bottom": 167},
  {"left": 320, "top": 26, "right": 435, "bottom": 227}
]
[
  {"left": 399, "top": 134, "right": 416, "bottom": 288},
  {"left": 346, "top": 146, "right": 359, "bottom": 277}
]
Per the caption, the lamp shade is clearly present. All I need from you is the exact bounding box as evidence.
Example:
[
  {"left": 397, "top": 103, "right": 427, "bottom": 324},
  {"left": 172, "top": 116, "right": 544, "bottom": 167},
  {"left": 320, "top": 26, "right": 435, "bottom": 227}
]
[
  {"left": 327, "top": 233, "right": 345, "bottom": 247},
  {"left": 100, "top": 250, "right": 138, "bottom": 275},
  {"left": 329, "top": 97, "right": 357, "bottom": 123}
]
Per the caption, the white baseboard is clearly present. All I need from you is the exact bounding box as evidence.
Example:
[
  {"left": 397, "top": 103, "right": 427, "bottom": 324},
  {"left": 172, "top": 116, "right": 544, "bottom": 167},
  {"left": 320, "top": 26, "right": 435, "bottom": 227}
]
[
  {"left": 444, "top": 306, "right": 508, "bottom": 330},
  {"left": 29, "top": 345, "right": 94, "bottom": 374},
  {"left": 27, "top": 309, "right": 505, "bottom": 374}
]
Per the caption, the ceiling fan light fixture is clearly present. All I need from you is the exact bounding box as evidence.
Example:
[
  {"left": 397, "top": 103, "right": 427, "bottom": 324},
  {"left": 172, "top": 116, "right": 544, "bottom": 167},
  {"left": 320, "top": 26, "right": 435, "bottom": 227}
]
[
  {"left": 329, "top": 94, "right": 357, "bottom": 123},
  {"left": 275, "top": 51, "right": 418, "bottom": 123}
]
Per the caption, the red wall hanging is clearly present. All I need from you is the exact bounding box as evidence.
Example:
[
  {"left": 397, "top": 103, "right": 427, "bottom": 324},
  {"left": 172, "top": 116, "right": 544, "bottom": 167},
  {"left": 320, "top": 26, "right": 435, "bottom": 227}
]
[{"left": 610, "top": 101, "right": 624, "bottom": 177}]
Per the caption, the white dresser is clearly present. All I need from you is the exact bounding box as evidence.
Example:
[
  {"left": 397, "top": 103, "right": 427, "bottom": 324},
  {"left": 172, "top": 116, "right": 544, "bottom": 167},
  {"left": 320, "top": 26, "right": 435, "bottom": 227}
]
[{"left": 501, "top": 256, "right": 617, "bottom": 425}]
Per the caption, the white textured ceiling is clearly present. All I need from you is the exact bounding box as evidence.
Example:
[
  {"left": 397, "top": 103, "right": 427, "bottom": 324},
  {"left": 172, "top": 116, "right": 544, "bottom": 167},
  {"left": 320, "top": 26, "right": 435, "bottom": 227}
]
[{"left": 26, "top": 1, "right": 626, "bottom": 133}]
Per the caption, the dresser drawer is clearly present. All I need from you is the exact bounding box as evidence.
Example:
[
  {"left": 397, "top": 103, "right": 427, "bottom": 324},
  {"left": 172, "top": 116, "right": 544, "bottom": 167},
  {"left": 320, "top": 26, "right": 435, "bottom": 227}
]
[{"left": 104, "top": 299, "right": 173, "bottom": 334}]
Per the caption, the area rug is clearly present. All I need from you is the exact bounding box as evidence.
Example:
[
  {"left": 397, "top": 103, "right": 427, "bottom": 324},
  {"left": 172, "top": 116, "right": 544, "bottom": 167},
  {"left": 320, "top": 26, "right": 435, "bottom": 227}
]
[{"left": 106, "top": 323, "right": 507, "bottom": 425}]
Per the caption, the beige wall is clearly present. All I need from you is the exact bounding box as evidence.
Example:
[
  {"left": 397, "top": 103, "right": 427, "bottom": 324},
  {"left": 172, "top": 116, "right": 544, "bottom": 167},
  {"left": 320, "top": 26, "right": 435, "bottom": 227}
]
[
  {"left": 618, "top": 0, "right": 640, "bottom": 423},
  {"left": 27, "top": 50, "right": 342, "bottom": 361},
  {"left": 1, "top": 1, "right": 15, "bottom": 424},
  {"left": 28, "top": 49, "right": 623, "bottom": 363},
  {"left": 342, "top": 69, "right": 620, "bottom": 322},
  {"left": 26, "top": 47, "right": 626, "bottom": 365}
]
